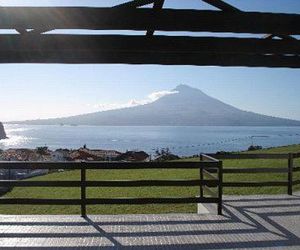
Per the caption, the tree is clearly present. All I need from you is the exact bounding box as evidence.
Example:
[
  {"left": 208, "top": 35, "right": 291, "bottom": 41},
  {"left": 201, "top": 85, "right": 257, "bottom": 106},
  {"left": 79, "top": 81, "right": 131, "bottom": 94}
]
[
  {"left": 154, "top": 148, "right": 180, "bottom": 161},
  {"left": 36, "top": 146, "right": 49, "bottom": 155}
]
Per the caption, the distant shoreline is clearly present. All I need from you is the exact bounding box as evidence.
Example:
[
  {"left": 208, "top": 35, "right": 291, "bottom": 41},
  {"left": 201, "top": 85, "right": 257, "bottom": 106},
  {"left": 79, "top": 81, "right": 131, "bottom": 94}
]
[
  {"left": 5, "top": 123, "right": 300, "bottom": 127},
  {"left": 1, "top": 143, "right": 300, "bottom": 159},
  {"left": 2, "top": 125, "right": 300, "bottom": 157}
]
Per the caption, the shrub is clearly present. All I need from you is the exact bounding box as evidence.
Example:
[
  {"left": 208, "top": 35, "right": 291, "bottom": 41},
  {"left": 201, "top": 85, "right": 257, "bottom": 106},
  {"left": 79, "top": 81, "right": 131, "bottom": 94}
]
[
  {"left": 248, "top": 145, "right": 263, "bottom": 151},
  {"left": 154, "top": 148, "right": 180, "bottom": 161}
]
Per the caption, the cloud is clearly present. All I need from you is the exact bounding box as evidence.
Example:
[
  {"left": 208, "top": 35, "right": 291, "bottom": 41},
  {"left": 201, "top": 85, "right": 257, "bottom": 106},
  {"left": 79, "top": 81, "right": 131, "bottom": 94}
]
[
  {"left": 148, "top": 90, "right": 178, "bottom": 102},
  {"left": 88, "top": 89, "right": 178, "bottom": 112},
  {"left": 87, "top": 102, "right": 137, "bottom": 111}
]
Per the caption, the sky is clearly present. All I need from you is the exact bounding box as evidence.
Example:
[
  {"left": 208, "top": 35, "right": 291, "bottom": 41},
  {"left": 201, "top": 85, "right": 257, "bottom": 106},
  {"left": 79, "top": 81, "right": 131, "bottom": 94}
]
[{"left": 0, "top": 0, "right": 300, "bottom": 122}]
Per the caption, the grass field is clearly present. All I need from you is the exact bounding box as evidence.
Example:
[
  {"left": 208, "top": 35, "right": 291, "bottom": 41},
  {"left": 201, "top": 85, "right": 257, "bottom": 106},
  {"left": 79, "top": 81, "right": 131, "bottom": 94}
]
[{"left": 0, "top": 144, "right": 299, "bottom": 215}]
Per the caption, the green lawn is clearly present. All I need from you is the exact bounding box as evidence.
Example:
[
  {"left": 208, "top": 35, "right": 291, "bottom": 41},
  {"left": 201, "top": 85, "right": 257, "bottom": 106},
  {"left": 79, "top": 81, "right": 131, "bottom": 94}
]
[{"left": 0, "top": 144, "right": 299, "bottom": 215}]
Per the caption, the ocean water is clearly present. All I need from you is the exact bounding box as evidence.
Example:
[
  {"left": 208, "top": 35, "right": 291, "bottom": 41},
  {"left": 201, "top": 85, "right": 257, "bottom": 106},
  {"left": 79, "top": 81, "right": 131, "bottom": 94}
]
[{"left": 1, "top": 124, "right": 300, "bottom": 156}]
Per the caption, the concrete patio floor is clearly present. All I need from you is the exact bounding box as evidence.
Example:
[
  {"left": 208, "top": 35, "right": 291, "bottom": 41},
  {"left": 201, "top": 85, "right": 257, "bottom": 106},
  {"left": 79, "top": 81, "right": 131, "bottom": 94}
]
[{"left": 0, "top": 192, "right": 299, "bottom": 249}]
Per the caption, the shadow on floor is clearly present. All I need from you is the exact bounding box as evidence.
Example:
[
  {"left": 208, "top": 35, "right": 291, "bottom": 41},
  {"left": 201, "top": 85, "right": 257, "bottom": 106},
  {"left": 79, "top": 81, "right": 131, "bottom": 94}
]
[{"left": 0, "top": 194, "right": 300, "bottom": 249}]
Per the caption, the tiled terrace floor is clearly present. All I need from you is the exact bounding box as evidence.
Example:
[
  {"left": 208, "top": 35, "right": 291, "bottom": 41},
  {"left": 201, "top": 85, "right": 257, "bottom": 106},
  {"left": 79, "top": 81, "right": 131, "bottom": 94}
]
[{"left": 0, "top": 193, "right": 299, "bottom": 249}]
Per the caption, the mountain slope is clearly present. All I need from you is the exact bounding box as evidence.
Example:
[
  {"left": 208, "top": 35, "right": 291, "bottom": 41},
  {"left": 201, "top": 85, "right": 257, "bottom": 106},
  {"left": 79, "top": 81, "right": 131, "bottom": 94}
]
[{"left": 13, "top": 85, "right": 300, "bottom": 126}]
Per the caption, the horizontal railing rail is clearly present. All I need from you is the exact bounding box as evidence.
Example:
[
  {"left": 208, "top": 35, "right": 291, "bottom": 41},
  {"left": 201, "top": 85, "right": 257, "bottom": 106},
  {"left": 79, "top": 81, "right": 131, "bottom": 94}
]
[
  {"left": 0, "top": 160, "right": 223, "bottom": 216},
  {"left": 292, "top": 153, "right": 300, "bottom": 158},
  {"left": 0, "top": 161, "right": 219, "bottom": 169},
  {"left": 207, "top": 153, "right": 290, "bottom": 159},
  {"left": 196, "top": 167, "right": 288, "bottom": 174},
  {"left": 201, "top": 152, "right": 300, "bottom": 195},
  {"left": 0, "top": 197, "right": 220, "bottom": 205},
  {"left": 0, "top": 179, "right": 219, "bottom": 187},
  {"left": 294, "top": 167, "right": 300, "bottom": 172}
]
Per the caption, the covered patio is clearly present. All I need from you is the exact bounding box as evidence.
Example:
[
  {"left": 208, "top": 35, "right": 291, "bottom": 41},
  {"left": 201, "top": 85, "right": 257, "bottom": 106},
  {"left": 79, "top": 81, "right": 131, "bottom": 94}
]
[{"left": 0, "top": 0, "right": 300, "bottom": 249}]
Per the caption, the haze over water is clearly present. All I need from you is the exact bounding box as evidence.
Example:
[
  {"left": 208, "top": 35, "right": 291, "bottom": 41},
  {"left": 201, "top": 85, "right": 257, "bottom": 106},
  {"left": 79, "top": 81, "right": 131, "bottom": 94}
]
[{"left": 1, "top": 124, "right": 300, "bottom": 156}]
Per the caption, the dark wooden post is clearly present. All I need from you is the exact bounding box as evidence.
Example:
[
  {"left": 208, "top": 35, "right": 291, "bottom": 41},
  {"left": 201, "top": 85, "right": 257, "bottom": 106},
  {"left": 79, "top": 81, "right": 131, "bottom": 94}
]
[
  {"left": 200, "top": 154, "right": 204, "bottom": 198},
  {"left": 81, "top": 162, "right": 87, "bottom": 217},
  {"left": 288, "top": 153, "right": 293, "bottom": 195},
  {"left": 218, "top": 161, "right": 223, "bottom": 215}
]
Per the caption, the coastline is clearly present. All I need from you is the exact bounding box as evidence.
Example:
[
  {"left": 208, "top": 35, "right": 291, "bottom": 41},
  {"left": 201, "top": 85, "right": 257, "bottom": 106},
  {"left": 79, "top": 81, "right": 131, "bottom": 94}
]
[{"left": 2, "top": 124, "right": 300, "bottom": 156}]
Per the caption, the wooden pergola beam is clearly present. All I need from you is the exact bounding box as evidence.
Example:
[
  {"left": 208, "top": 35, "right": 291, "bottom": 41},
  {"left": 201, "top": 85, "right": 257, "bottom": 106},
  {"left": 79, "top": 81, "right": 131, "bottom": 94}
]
[
  {"left": 1, "top": 35, "right": 299, "bottom": 55},
  {"left": 146, "top": 0, "right": 165, "bottom": 36},
  {"left": 0, "top": 50, "right": 298, "bottom": 68},
  {"left": 27, "top": 0, "right": 157, "bottom": 35},
  {"left": 0, "top": 7, "right": 299, "bottom": 35},
  {"left": 0, "top": 35, "right": 299, "bottom": 67},
  {"left": 202, "top": 0, "right": 297, "bottom": 40},
  {"left": 202, "top": 0, "right": 240, "bottom": 12}
]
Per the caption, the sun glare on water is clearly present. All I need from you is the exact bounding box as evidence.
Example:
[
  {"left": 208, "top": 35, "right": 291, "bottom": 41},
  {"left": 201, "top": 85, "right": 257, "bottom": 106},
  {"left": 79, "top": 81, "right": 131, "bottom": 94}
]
[{"left": 0, "top": 125, "right": 33, "bottom": 149}]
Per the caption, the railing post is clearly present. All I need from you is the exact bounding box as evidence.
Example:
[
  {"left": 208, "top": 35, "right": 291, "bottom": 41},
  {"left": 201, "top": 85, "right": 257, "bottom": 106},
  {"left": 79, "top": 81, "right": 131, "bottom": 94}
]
[
  {"left": 288, "top": 153, "right": 293, "bottom": 195},
  {"left": 200, "top": 154, "right": 204, "bottom": 198},
  {"left": 81, "top": 162, "right": 87, "bottom": 217},
  {"left": 218, "top": 161, "right": 223, "bottom": 215}
]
